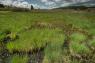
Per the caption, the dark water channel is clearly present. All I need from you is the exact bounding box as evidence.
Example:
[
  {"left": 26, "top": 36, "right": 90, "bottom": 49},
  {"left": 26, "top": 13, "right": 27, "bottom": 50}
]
[{"left": 0, "top": 48, "right": 44, "bottom": 63}]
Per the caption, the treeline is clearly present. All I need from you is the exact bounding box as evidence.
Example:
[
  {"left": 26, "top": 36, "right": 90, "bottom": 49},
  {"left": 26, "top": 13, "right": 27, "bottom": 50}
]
[
  {"left": 0, "top": 4, "right": 4, "bottom": 8},
  {"left": 0, "top": 3, "right": 34, "bottom": 12}
]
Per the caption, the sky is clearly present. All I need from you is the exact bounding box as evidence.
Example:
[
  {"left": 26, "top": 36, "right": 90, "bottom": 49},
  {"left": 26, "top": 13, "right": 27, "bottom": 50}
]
[{"left": 0, "top": 0, "right": 93, "bottom": 9}]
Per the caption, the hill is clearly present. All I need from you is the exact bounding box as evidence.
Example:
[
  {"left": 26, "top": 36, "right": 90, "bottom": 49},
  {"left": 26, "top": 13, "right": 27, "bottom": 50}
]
[{"left": 71, "top": 0, "right": 95, "bottom": 7}]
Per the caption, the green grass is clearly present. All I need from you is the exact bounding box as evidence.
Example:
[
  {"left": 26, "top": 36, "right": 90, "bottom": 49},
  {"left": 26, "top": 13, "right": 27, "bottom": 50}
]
[
  {"left": 0, "top": 11, "right": 95, "bottom": 35},
  {"left": 6, "top": 28, "right": 65, "bottom": 53},
  {"left": 89, "top": 38, "right": 95, "bottom": 47},
  {"left": 70, "top": 32, "right": 90, "bottom": 54},
  {"left": 44, "top": 34, "right": 65, "bottom": 63},
  {"left": 70, "top": 43, "right": 90, "bottom": 54},
  {"left": 70, "top": 32, "right": 87, "bottom": 43},
  {"left": 0, "top": 10, "right": 95, "bottom": 63},
  {"left": 10, "top": 55, "right": 29, "bottom": 63}
]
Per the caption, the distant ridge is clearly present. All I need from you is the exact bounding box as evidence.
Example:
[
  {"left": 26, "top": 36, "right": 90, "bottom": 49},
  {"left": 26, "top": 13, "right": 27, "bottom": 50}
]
[
  {"left": 53, "top": 0, "right": 95, "bottom": 10},
  {"left": 70, "top": 0, "right": 95, "bottom": 7}
]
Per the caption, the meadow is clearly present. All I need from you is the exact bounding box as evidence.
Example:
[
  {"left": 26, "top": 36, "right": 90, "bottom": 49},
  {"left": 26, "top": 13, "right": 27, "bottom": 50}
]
[{"left": 0, "top": 10, "right": 95, "bottom": 63}]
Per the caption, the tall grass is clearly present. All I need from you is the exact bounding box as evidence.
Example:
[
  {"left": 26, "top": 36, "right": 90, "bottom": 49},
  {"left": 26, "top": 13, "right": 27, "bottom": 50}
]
[
  {"left": 10, "top": 55, "right": 29, "bottom": 63},
  {"left": 70, "top": 33, "right": 87, "bottom": 43},
  {"left": 70, "top": 32, "right": 90, "bottom": 54},
  {"left": 43, "top": 32, "right": 65, "bottom": 63},
  {"left": 6, "top": 28, "right": 65, "bottom": 53},
  {"left": 0, "top": 10, "right": 95, "bottom": 63},
  {"left": 89, "top": 38, "right": 95, "bottom": 48}
]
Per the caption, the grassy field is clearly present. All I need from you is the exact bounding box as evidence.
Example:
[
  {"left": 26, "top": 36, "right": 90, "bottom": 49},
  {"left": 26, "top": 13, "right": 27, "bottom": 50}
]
[{"left": 0, "top": 10, "right": 95, "bottom": 63}]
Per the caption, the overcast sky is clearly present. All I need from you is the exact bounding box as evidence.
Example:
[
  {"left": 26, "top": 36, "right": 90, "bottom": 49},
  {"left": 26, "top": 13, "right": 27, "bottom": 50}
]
[{"left": 0, "top": 0, "right": 93, "bottom": 9}]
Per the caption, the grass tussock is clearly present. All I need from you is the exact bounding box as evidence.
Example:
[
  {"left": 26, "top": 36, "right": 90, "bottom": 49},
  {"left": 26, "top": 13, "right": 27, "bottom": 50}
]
[
  {"left": 10, "top": 55, "right": 29, "bottom": 63},
  {"left": 6, "top": 28, "right": 65, "bottom": 53},
  {"left": 70, "top": 32, "right": 87, "bottom": 43},
  {"left": 89, "top": 38, "right": 95, "bottom": 49},
  {"left": 70, "top": 32, "right": 90, "bottom": 54}
]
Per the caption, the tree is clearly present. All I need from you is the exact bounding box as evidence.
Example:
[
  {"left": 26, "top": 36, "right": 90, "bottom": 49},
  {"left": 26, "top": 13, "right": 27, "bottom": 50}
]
[
  {"left": 0, "top": 4, "right": 4, "bottom": 8},
  {"left": 31, "top": 5, "right": 33, "bottom": 10}
]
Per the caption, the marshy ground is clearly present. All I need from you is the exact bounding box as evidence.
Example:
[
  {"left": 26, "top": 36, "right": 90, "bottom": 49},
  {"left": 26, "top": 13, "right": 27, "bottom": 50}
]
[{"left": 0, "top": 10, "right": 95, "bottom": 63}]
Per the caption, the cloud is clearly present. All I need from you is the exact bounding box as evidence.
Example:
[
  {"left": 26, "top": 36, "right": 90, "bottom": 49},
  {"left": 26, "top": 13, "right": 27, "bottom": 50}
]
[
  {"left": 12, "top": 1, "right": 31, "bottom": 9},
  {"left": 1, "top": 0, "right": 12, "bottom": 5},
  {"left": 41, "top": 0, "right": 48, "bottom": 2},
  {"left": 41, "top": 0, "right": 56, "bottom": 5},
  {"left": 32, "top": 4, "right": 48, "bottom": 9},
  {"left": 0, "top": 0, "right": 31, "bottom": 9},
  {"left": 40, "top": 0, "right": 91, "bottom": 9},
  {"left": 54, "top": 0, "right": 61, "bottom": 2},
  {"left": 45, "top": 1, "right": 55, "bottom": 5},
  {"left": 41, "top": 0, "right": 57, "bottom": 8},
  {"left": 60, "top": 2, "right": 72, "bottom": 7},
  {"left": 0, "top": 0, "right": 92, "bottom": 9}
]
